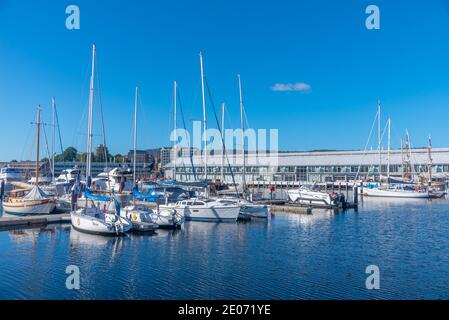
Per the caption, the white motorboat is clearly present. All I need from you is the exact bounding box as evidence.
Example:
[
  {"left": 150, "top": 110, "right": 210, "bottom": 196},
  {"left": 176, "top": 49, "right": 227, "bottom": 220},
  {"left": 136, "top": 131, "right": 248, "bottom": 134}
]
[
  {"left": 55, "top": 168, "right": 84, "bottom": 184},
  {"left": 121, "top": 204, "right": 158, "bottom": 232},
  {"left": 152, "top": 206, "right": 184, "bottom": 229},
  {"left": 2, "top": 186, "right": 56, "bottom": 216},
  {"left": 214, "top": 197, "right": 269, "bottom": 218},
  {"left": 287, "top": 185, "right": 345, "bottom": 208},
  {"left": 160, "top": 198, "right": 240, "bottom": 222},
  {"left": 71, "top": 206, "right": 132, "bottom": 236},
  {"left": 0, "top": 167, "right": 23, "bottom": 183},
  {"left": 92, "top": 167, "right": 134, "bottom": 193}
]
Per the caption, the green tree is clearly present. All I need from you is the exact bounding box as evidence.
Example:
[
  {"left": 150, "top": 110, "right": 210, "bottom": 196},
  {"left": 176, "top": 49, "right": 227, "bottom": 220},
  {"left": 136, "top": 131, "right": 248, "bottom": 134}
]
[
  {"left": 63, "top": 147, "right": 78, "bottom": 162},
  {"left": 95, "top": 144, "right": 111, "bottom": 163}
]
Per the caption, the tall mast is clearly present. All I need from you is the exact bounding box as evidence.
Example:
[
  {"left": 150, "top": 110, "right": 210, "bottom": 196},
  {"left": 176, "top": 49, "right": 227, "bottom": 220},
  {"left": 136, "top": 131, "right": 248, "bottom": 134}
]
[
  {"left": 428, "top": 135, "right": 433, "bottom": 188},
  {"left": 35, "top": 106, "right": 41, "bottom": 186},
  {"left": 51, "top": 97, "right": 56, "bottom": 184},
  {"left": 387, "top": 118, "right": 391, "bottom": 181},
  {"left": 133, "top": 86, "right": 139, "bottom": 184},
  {"left": 86, "top": 44, "right": 96, "bottom": 181},
  {"left": 377, "top": 99, "right": 381, "bottom": 180},
  {"left": 173, "top": 80, "right": 177, "bottom": 181},
  {"left": 238, "top": 74, "right": 246, "bottom": 195},
  {"left": 221, "top": 102, "right": 225, "bottom": 184},
  {"left": 199, "top": 51, "right": 208, "bottom": 182},
  {"left": 400, "top": 138, "right": 404, "bottom": 179}
]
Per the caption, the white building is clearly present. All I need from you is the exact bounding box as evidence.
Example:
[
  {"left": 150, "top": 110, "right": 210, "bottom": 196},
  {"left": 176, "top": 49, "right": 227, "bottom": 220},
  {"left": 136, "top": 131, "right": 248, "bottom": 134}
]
[{"left": 163, "top": 148, "right": 449, "bottom": 183}]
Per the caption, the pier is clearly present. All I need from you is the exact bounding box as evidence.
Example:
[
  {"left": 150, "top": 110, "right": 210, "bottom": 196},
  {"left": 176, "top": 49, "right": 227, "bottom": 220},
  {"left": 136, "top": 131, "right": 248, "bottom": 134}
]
[{"left": 0, "top": 213, "right": 70, "bottom": 231}]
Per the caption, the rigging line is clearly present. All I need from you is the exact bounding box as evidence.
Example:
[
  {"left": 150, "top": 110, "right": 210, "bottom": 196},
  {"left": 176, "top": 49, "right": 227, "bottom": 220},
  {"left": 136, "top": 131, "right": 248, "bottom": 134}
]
[
  {"left": 204, "top": 78, "right": 239, "bottom": 196},
  {"left": 42, "top": 122, "right": 53, "bottom": 176},
  {"left": 177, "top": 86, "right": 197, "bottom": 180},
  {"left": 355, "top": 110, "right": 380, "bottom": 180},
  {"left": 95, "top": 53, "right": 110, "bottom": 170}
]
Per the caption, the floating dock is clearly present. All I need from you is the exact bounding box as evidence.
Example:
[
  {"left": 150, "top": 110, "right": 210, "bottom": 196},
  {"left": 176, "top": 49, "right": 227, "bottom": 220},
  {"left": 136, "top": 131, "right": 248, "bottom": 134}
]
[
  {"left": 0, "top": 213, "right": 70, "bottom": 230},
  {"left": 270, "top": 205, "right": 313, "bottom": 215}
]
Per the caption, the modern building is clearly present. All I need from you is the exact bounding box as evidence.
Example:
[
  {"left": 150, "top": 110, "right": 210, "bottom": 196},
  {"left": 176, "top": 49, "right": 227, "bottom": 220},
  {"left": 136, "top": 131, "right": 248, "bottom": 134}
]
[{"left": 163, "top": 148, "right": 449, "bottom": 183}]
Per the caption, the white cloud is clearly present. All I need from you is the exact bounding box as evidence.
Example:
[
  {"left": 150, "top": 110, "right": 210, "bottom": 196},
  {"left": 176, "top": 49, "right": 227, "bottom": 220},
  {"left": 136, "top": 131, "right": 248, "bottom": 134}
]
[{"left": 271, "top": 82, "right": 311, "bottom": 93}]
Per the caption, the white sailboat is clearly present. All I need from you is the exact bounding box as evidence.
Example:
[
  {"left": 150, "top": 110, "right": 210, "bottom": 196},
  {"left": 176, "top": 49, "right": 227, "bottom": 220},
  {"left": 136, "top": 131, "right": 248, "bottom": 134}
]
[
  {"left": 3, "top": 107, "right": 56, "bottom": 216},
  {"left": 363, "top": 119, "right": 437, "bottom": 199},
  {"left": 70, "top": 44, "right": 131, "bottom": 236}
]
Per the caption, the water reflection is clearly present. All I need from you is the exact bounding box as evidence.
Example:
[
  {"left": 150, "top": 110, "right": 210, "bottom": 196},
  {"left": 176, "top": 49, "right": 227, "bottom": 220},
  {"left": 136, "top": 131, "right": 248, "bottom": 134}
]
[{"left": 2, "top": 198, "right": 449, "bottom": 299}]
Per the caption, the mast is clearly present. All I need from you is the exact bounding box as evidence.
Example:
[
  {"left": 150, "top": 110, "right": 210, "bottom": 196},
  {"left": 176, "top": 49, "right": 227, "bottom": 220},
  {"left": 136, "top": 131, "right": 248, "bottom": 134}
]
[
  {"left": 51, "top": 97, "right": 56, "bottom": 184},
  {"left": 86, "top": 44, "right": 96, "bottom": 181},
  {"left": 199, "top": 51, "right": 208, "bottom": 182},
  {"left": 133, "top": 86, "right": 138, "bottom": 184},
  {"left": 377, "top": 99, "right": 381, "bottom": 180},
  {"left": 406, "top": 129, "right": 413, "bottom": 180},
  {"left": 400, "top": 138, "right": 404, "bottom": 179},
  {"left": 387, "top": 118, "right": 391, "bottom": 181},
  {"left": 173, "top": 80, "right": 177, "bottom": 181},
  {"left": 35, "top": 106, "right": 41, "bottom": 186},
  {"left": 428, "top": 135, "right": 433, "bottom": 188},
  {"left": 221, "top": 102, "right": 225, "bottom": 184},
  {"left": 238, "top": 74, "right": 246, "bottom": 195}
]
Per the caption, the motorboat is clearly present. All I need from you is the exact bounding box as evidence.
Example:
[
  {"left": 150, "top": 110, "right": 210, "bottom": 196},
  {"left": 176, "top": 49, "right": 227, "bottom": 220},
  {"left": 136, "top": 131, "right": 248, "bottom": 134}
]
[
  {"left": 91, "top": 167, "right": 134, "bottom": 193},
  {"left": 2, "top": 186, "right": 56, "bottom": 216},
  {"left": 0, "top": 167, "right": 23, "bottom": 183},
  {"left": 121, "top": 204, "right": 158, "bottom": 233},
  {"left": 287, "top": 185, "right": 345, "bottom": 208},
  {"left": 160, "top": 198, "right": 240, "bottom": 222},
  {"left": 214, "top": 197, "right": 269, "bottom": 218},
  {"left": 152, "top": 206, "right": 184, "bottom": 229},
  {"left": 55, "top": 168, "right": 84, "bottom": 184}
]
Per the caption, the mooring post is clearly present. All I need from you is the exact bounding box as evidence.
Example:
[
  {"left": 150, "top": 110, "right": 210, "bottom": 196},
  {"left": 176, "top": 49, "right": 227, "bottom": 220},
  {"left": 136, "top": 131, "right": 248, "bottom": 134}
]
[{"left": 353, "top": 185, "right": 359, "bottom": 206}]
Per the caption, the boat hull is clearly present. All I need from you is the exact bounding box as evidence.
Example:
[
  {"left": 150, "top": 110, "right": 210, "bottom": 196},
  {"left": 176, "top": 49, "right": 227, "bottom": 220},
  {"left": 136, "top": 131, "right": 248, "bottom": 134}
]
[
  {"left": 2, "top": 200, "right": 55, "bottom": 216},
  {"left": 363, "top": 188, "right": 431, "bottom": 198},
  {"left": 71, "top": 211, "right": 132, "bottom": 236},
  {"left": 287, "top": 189, "right": 338, "bottom": 208},
  {"left": 240, "top": 205, "right": 270, "bottom": 218}
]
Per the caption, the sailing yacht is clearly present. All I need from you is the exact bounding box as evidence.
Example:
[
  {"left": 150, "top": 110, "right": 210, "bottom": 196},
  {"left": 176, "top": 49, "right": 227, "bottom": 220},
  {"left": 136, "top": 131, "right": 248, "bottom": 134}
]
[
  {"left": 70, "top": 44, "right": 131, "bottom": 236},
  {"left": 363, "top": 120, "right": 443, "bottom": 199},
  {"left": 2, "top": 107, "right": 56, "bottom": 216}
]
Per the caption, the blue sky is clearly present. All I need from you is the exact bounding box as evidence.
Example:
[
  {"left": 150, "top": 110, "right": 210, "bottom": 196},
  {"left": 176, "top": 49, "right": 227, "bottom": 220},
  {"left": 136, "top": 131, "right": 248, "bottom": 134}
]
[{"left": 1, "top": 0, "right": 449, "bottom": 161}]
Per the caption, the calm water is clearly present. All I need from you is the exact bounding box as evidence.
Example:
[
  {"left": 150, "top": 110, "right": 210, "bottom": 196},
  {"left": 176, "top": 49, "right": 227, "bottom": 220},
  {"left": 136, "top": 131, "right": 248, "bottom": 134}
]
[{"left": 1, "top": 197, "right": 449, "bottom": 300}]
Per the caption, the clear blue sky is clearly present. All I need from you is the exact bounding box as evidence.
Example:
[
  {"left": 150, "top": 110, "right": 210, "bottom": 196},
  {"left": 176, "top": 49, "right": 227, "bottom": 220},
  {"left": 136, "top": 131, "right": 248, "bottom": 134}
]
[{"left": 1, "top": 0, "right": 449, "bottom": 161}]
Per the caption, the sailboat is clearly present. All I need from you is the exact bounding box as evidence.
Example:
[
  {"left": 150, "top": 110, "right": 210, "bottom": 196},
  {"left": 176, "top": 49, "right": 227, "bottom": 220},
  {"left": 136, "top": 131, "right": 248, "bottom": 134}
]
[
  {"left": 363, "top": 119, "right": 436, "bottom": 199},
  {"left": 213, "top": 75, "right": 269, "bottom": 218},
  {"left": 160, "top": 52, "right": 240, "bottom": 222},
  {"left": 3, "top": 107, "right": 56, "bottom": 216},
  {"left": 70, "top": 44, "right": 131, "bottom": 236}
]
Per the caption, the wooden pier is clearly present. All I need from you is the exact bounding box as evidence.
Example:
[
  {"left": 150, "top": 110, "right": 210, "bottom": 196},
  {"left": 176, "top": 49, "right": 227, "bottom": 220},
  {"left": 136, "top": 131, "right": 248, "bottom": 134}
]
[{"left": 0, "top": 213, "right": 70, "bottom": 230}]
